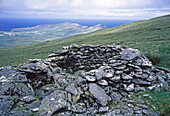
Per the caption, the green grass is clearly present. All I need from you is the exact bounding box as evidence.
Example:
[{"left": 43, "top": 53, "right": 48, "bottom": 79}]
[
  {"left": 132, "top": 90, "right": 170, "bottom": 115},
  {"left": 0, "top": 15, "right": 170, "bottom": 68}
]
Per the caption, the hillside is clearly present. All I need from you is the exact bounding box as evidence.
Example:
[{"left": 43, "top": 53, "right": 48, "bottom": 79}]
[
  {"left": 0, "top": 22, "right": 107, "bottom": 48},
  {"left": 0, "top": 15, "right": 170, "bottom": 68}
]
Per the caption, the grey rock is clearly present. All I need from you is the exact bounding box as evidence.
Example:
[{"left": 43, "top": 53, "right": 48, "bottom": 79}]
[
  {"left": 0, "top": 111, "right": 7, "bottom": 116},
  {"left": 86, "top": 70, "right": 97, "bottom": 76},
  {"left": 133, "top": 79, "right": 151, "bottom": 85},
  {"left": 135, "top": 114, "right": 143, "bottom": 116},
  {"left": 134, "top": 107, "right": 142, "bottom": 111},
  {"left": 155, "top": 111, "right": 160, "bottom": 116},
  {"left": 124, "top": 83, "right": 134, "bottom": 91},
  {"left": 120, "top": 48, "right": 141, "bottom": 60},
  {"left": 70, "top": 44, "right": 79, "bottom": 49},
  {"left": 111, "top": 63, "right": 122, "bottom": 67},
  {"left": 13, "top": 73, "right": 28, "bottom": 83},
  {"left": 85, "top": 75, "right": 96, "bottom": 82},
  {"left": 114, "top": 65, "right": 126, "bottom": 70},
  {"left": 98, "top": 79, "right": 108, "bottom": 86},
  {"left": 95, "top": 69, "right": 104, "bottom": 80},
  {"left": 28, "top": 59, "right": 41, "bottom": 63},
  {"left": 110, "top": 92, "right": 122, "bottom": 101},
  {"left": 142, "top": 94, "right": 150, "bottom": 97},
  {"left": 157, "top": 76, "right": 168, "bottom": 89},
  {"left": 39, "top": 88, "right": 56, "bottom": 100},
  {"left": 104, "top": 69, "right": 114, "bottom": 78},
  {"left": 0, "top": 66, "right": 17, "bottom": 78},
  {"left": 120, "top": 109, "right": 128, "bottom": 115},
  {"left": 104, "top": 86, "right": 114, "bottom": 94},
  {"left": 0, "top": 96, "right": 15, "bottom": 113},
  {"left": 38, "top": 90, "right": 68, "bottom": 116},
  {"left": 71, "top": 103, "right": 86, "bottom": 113},
  {"left": 142, "top": 109, "right": 157, "bottom": 116},
  {"left": 156, "top": 66, "right": 170, "bottom": 73},
  {"left": 110, "top": 75, "right": 121, "bottom": 81},
  {"left": 20, "top": 95, "right": 36, "bottom": 103},
  {"left": 53, "top": 73, "right": 65, "bottom": 87},
  {"left": 135, "top": 74, "right": 143, "bottom": 78},
  {"left": 140, "top": 56, "right": 153, "bottom": 67},
  {"left": 134, "top": 87, "right": 146, "bottom": 92},
  {"left": 56, "top": 111, "right": 72, "bottom": 116},
  {"left": 135, "top": 110, "right": 142, "bottom": 114},
  {"left": 52, "top": 50, "right": 69, "bottom": 56},
  {"left": 127, "top": 100, "right": 136, "bottom": 103},
  {"left": 18, "top": 63, "right": 46, "bottom": 74},
  {"left": 115, "top": 70, "right": 123, "bottom": 75},
  {"left": 89, "top": 83, "right": 111, "bottom": 106},
  {"left": 79, "top": 65, "right": 85, "bottom": 69},
  {"left": 98, "top": 106, "right": 109, "bottom": 113},
  {"left": 142, "top": 73, "right": 149, "bottom": 79},
  {"left": 114, "top": 109, "right": 121, "bottom": 114},
  {"left": 26, "top": 101, "right": 41, "bottom": 111},
  {"left": 136, "top": 104, "right": 148, "bottom": 109},
  {"left": 9, "top": 108, "right": 31, "bottom": 116},
  {"left": 42, "top": 84, "right": 55, "bottom": 91},
  {"left": 122, "top": 74, "right": 133, "bottom": 80},
  {"left": 14, "top": 83, "right": 34, "bottom": 97},
  {"left": 146, "top": 75, "right": 156, "bottom": 82},
  {"left": 35, "top": 89, "right": 44, "bottom": 98},
  {"left": 0, "top": 76, "right": 8, "bottom": 83},
  {"left": 65, "top": 83, "right": 78, "bottom": 96},
  {"left": 0, "top": 81, "right": 15, "bottom": 95}
]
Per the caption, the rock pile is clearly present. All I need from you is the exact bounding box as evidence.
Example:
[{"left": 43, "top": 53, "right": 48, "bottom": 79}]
[{"left": 0, "top": 43, "right": 169, "bottom": 116}]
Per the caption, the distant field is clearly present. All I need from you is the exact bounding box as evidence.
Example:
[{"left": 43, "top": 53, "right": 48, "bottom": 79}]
[{"left": 0, "top": 15, "right": 170, "bottom": 68}]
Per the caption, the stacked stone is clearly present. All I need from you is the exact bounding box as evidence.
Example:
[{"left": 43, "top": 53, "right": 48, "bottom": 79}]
[
  {"left": 48, "top": 44, "right": 122, "bottom": 71},
  {"left": 0, "top": 43, "right": 169, "bottom": 116},
  {"left": 17, "top": 59, "right": 53, "bottom": 89}
]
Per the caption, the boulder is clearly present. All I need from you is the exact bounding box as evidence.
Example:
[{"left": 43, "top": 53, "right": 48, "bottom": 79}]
[
  {"left": 0, "top": 96, "right": 15, "bottom": 113},
  {"left": 121, "top": 48, "right": 141, "bottom": 60},
  {"left": 0, "top": 81, "right": 15, "bottom": 96},
  {"left": 19, "top": 95, "right": 36, "bottom": 103},
  {"left": 14, "top": 83, "right": 35, "bottom": 97},
  {"left": 89, "top": 83, "right": 111, "bottom": 106},
  {"left": 71, "top": 103, "right": 86, "bottom": 113},
  {"left": 38, "top": 90, "right": 68, "bottom": 116},
  {"left": 99, "top": 106, "right": 109, "bottom": 113},
  {"left": 9, "top": 108, "right": 31, "bottom": 116},
  {"left": 26, "top": 101, "right": 41, "bottom": 111},
  {"left": 65, "top": 83, "right": 78, "bottom": 96}
]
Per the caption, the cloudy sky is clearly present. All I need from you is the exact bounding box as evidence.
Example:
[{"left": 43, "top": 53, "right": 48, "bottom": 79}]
[{"left": 0, "top": 0, "right": 170, "bottom": 19}]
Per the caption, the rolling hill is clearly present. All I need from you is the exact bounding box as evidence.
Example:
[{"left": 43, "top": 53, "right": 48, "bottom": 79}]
[
  {"left": 0, "top": 22, "right": 107, "bottom": 48},
  {"left": 0, "top": 15, "right": 170, "bottom": 68}
]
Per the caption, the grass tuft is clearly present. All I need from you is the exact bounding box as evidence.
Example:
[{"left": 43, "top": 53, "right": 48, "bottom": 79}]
[{"left": 145, "top": 52, "right": 161, "bottom": 65}]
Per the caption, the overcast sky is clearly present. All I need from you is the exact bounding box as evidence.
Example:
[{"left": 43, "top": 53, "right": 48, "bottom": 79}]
[{"left": 0, "top": 0, "right": 170, "bottom": 19}]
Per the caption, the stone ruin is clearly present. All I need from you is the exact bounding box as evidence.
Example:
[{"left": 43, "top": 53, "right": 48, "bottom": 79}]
[{"left": 0, "top": 43, "right": 169, "bottom": 116}]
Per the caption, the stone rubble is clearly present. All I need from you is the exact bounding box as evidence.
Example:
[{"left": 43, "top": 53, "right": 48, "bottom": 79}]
[{"left": 0, "top": 43, "right": 169, "bottom": 116}]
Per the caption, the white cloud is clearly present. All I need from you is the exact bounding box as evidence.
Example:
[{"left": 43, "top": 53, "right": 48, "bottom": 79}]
[
  {"left": 1, "top": 0, "right": 170, "bottom": 10},
  {"left": 0, "top": 0, "right": 170, "bottom": 19}
]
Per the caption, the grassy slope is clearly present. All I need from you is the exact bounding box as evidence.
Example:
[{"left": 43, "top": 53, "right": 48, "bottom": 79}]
[{"left": 0, "top": 15, "right": 170, "bottom": 68}]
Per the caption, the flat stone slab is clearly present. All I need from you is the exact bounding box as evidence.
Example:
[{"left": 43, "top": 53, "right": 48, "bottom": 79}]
[
  {"left": 0, "top": 96, "right": 15, "bottom": 113},
  {"left": 38, "top": 90, "right": 68, "bottom": 116},
  {"left": 120, "top": 48, "right": 141, "bottom": 60},
  {"left": 89, "top": 83, "right": 111, "bottom": 106}
]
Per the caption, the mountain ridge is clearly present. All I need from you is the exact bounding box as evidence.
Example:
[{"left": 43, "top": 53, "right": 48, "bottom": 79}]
[{"left": 0, "top": 22, "right": 107, "bottom": 48}]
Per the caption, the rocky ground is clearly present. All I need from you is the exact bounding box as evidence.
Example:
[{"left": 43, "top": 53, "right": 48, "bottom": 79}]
[{"left": 0, "top": 43, "right": 169, "bottom": 116}]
